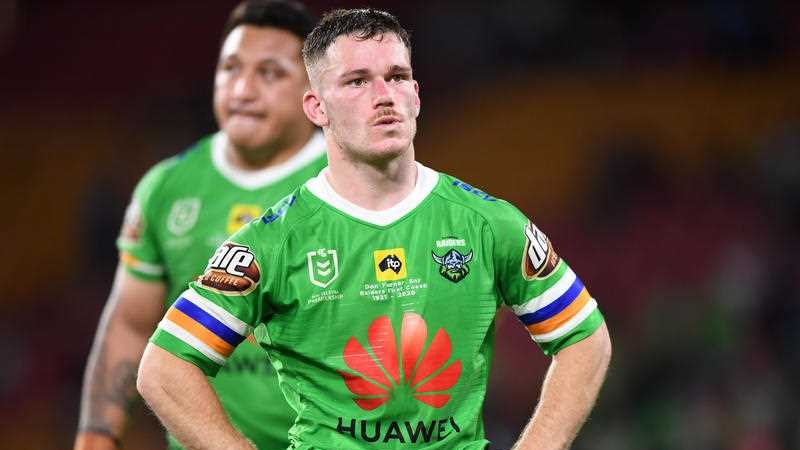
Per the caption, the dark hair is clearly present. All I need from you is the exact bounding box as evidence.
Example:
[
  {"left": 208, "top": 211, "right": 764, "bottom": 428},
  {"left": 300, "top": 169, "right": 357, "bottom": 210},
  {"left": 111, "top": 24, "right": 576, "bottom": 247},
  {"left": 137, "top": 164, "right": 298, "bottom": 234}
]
[
  {"left": 221, "top": 0, "right": 316, "bottom": 43},
  {"left": 302, "top": 8, "right": 411, "bottom": 68}
]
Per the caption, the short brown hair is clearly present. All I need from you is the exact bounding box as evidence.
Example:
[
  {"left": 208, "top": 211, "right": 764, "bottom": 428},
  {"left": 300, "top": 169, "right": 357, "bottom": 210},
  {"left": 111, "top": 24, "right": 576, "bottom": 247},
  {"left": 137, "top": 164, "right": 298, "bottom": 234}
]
[{"left": 302, "top": 8, "right": 411, "bottom": 70}]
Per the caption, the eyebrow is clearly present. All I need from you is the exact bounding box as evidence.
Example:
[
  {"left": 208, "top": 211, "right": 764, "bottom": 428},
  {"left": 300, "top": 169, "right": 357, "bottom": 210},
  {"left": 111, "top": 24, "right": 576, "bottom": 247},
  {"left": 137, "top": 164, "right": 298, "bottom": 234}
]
[
  {"left": 219, "top": 55, "right": 287, "bottom": 66},
  {"left": 339, "top": 68, "right": 370, "bottom": 79},
  {"left": 339, "top": 65, "right": 412, "bottom": 79},
  {"left": 389, "top": 65, "right": 412, "bottom": 74}
]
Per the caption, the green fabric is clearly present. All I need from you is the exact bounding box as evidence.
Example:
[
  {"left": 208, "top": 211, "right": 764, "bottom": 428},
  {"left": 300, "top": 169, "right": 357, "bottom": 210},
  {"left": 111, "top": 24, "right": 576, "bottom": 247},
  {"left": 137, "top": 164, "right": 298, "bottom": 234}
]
[
  {"left": 123, "top": 133, "right": 327, "bottom": 450},
  {"left": 153, "top": 168, "right": 603, "bottom": 449}
]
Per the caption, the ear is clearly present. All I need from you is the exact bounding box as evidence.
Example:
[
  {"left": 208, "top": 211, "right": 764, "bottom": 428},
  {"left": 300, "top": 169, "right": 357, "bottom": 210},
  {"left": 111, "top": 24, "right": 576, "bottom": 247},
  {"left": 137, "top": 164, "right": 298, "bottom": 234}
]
[
  {"left": 413, "top": 80, "right": 421, "bottom": 118},
  {"left": 303, "top": 89, "right": 329, "bottom": 127}
]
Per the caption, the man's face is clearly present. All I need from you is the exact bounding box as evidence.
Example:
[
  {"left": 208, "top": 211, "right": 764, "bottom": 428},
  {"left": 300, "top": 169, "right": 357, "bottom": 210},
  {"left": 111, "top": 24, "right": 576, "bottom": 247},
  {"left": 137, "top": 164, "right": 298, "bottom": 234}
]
[
  {"left": 213, "top": 25, "right": 309, "bottom": 150},
  {"left": 310, "top": 33, "right": 420, "bottom": 161}
]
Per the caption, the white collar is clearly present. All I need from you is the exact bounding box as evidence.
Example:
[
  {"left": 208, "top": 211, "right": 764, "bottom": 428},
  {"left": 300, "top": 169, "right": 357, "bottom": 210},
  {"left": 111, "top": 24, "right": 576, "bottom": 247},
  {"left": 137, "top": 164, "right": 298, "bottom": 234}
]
[
  {"left": 211, "top": 131, "right": 325, "bottom": 190},
  {"left": 305, "top": 162, "right": 439, "bottom": 226}
]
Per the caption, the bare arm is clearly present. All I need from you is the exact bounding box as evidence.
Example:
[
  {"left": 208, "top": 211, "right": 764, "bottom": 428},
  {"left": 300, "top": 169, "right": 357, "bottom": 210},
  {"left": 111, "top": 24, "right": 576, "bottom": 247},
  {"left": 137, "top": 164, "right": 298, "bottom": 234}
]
[
  {"left": 137, "top": 343, "right": 255, "bottom": 450},
  {"left": 74, "top": 265, "right": 166, "bottom": 450},
  {"left": 513, "top": 322, "right": 612, "bottom": 450}
]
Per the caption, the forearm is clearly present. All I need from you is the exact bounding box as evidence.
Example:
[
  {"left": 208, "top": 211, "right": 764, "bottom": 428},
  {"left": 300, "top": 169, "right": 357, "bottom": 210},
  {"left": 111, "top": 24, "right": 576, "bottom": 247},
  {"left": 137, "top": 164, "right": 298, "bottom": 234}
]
[
  {"left": 77, "top": 300, "right": 149, "bottom": 444},
  {"left": 137, "top": 344, "right": 255, "bottom": 450},
  {"left": 513, "top": 322, "right": 611, "bottom": 450},
  {"left": 75, "top": 267, "right": 167, "bottom": 450}
]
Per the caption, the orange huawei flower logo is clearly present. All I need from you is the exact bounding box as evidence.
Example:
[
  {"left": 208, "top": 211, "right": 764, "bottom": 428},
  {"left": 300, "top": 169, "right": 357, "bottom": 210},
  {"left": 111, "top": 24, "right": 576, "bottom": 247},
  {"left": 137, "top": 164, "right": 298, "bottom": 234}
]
[{"left": 340, "top": 312, "right": 462, "bottom": 411}]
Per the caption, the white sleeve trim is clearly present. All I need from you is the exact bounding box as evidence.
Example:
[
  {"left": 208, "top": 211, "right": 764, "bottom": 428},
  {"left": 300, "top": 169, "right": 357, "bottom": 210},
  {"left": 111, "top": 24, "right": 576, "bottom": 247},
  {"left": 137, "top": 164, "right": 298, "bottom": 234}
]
[
  {"left": 532, "top": 298, "right": 597, "bottom": 343},
  {"left": 159, "top": 319, "right": 226, "bottom": 365},
  {"left": 182, "top": 289, "right": 251, "bottom": 336},
  {"left": 512, "top": 267, "right": 576, "bottom": 316},
  {"left": 122, "top": 257, "right": 164, "bottom": 276}
]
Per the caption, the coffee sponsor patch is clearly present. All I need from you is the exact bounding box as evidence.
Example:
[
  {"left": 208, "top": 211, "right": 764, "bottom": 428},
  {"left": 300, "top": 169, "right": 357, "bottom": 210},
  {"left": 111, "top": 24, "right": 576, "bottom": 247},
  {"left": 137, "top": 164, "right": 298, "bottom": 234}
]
[
  {"left": 199, "top": 242, "right": 260, "bottom": 295},
  {"left": 522, "top": 221, "right": 560, "bottom": 280}
]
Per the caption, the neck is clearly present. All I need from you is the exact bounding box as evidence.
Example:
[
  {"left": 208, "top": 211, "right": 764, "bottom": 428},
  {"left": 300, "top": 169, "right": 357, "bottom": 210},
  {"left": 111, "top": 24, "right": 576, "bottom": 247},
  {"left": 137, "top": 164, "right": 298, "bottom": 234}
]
[
  {"left": 223, "top": 125, "right": 315, "bottom": 171},
  {"left": 325, "top": 142, "right": 418, "bottom": 211}
]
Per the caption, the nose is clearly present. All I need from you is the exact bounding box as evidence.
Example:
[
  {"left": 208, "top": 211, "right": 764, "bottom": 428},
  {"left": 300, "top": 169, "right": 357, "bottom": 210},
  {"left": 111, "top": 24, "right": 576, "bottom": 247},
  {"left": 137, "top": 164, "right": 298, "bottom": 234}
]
[
  {"left": 372, "top": 79, "right": 394, "bottom": 108},
  {"left": 232, "top": 71, "right": 258, "bottom": 101}
]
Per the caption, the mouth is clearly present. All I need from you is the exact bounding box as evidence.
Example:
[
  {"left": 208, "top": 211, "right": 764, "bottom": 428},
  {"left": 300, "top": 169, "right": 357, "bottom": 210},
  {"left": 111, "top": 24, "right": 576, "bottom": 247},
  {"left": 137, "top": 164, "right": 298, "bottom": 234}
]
[
  {"left": 373, "top": 116, "right": 401, "bottom": 126},
  {"left": 229, "top": 110, "right": 266, "bottom": 120}
]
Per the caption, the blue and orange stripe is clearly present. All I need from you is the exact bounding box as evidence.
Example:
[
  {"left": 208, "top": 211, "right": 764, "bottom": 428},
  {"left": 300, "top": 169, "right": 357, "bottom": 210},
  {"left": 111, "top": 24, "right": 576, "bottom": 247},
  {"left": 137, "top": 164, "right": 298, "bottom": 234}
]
[
  {"left": 518, "top": 276, "right": 585, "bottom": 325},
  {"left": 166, "top": 297, "right": 245, "bottom": 358},
  {"left": 517, "top": 275, "right": 594, "bottom": 335},
  {"left": 526, "top": 289, "right": 591, "bottom": 335}
]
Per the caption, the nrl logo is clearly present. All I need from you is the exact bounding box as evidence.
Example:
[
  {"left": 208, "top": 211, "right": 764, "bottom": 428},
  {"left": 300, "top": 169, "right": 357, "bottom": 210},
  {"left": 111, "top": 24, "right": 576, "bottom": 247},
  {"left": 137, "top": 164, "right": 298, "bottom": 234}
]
[
  {"left": 307, "top": 248, "right": 339, "bottom": 288},
  {"left": 431, "top": 249, "right": 473, "bottom": 283},
  {"left": 167, "top": 198, "right": 201, "bottom": 236}
]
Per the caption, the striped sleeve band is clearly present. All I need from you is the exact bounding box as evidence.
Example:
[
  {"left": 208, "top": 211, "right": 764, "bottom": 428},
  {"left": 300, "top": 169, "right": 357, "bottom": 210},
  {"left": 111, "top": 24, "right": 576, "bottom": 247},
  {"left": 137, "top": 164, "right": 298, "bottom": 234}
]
[
  {"left": 512, "top": 266, "right": 599, "bottom": 343},
  {"left": 120, "top": 251, "right": 164, "bottom": 277},
  {"left": 156, "top": 289, "right": 251, "bottom": 365}
]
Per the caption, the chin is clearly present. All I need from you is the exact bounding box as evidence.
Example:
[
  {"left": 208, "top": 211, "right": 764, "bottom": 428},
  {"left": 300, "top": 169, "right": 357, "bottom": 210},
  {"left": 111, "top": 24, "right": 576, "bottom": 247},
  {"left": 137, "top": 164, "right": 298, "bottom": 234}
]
[
  {"left": 362, "top": 144, "right": 409, "bottom": 164},
  {"left": 225, "top": 127, "right": 272, "bottom": 150},
  {"left": 373, "top": 137, "right": 411, "bottom": 156}
]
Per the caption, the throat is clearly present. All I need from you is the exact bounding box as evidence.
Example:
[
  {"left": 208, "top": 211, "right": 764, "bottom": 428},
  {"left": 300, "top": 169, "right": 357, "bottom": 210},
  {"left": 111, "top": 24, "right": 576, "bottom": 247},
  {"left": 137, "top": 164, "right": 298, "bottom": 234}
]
[{"left": 324, "top": 160, "right": 418, "bottom": 211}]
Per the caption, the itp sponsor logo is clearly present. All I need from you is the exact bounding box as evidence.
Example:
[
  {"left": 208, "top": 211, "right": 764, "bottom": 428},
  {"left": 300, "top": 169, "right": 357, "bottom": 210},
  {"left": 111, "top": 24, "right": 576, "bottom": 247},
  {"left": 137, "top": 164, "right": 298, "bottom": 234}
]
[{"left": 373, "top": 248, "right": 407, "bottom": 281}]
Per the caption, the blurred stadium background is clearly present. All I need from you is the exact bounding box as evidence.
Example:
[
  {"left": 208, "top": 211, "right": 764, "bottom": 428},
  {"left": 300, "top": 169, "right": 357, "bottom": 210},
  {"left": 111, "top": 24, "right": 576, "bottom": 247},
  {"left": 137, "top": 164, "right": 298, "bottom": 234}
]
[{"left": 2, "top": 1, "right": 800, "bottom": 449}]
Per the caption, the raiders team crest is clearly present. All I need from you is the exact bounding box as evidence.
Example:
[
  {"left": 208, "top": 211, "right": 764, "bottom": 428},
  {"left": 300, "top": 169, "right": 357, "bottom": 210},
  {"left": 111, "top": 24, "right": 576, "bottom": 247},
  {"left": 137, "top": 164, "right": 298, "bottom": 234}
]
[
  {"left": 432, "top": 248, "right": 473, "bottom": 283},
  {"left": 522, "top": 221, "right": 560, "bottom": 280}
]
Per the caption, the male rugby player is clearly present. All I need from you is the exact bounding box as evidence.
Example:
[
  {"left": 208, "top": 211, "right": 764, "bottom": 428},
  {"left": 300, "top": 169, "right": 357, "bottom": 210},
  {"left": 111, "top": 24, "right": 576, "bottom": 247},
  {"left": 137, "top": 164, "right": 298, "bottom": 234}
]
[
  {"left": 138, "top": 8, "right": 611, "bottom": 450},
  {"left": 74, "top": 1, "right": 324, "bottom": 449}
]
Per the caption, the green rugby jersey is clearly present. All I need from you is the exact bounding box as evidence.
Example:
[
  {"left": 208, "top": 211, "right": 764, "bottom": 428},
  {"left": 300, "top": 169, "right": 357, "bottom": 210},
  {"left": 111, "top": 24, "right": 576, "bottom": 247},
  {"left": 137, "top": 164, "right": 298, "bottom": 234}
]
[
  {"left": 151, "top": 163, "right": 604, "bottom": 450},
  {"left": 119, "top": 131, "right": 326, "bottom": 450}
]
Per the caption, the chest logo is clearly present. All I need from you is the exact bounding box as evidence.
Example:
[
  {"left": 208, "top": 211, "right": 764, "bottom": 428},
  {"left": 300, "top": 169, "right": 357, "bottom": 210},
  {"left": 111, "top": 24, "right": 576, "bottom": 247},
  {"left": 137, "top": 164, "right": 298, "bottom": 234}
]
[
  {"left": 373, "top": 248, "right": 407, "bottom": 282},
  {"left": 167, "top": 198, "right": 201, "bottom": 236},
  {"left": 431, "top": 249, "right": 473, "bottom": 283},
  {"left": 307, "top": 248, "right": 340, "bottom": 288},
  {"left": 227, "top": 204, "right": 262, "bottom": 234},
  {"left": 340, "top": 312, "right": 461, "bottom": 411}
]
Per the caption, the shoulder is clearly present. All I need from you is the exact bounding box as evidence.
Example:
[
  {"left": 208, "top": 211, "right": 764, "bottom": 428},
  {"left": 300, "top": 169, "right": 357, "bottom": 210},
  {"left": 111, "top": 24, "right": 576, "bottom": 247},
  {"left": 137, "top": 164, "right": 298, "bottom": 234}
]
[
  {"left": 235, "top": 184, "right": 323, "bottom": 250},
  {"left": 431, "top": 170, "right": 528, "bottom": 234},
  {"left": 133, "top": 135, "right": 213, "bottom": 201}
]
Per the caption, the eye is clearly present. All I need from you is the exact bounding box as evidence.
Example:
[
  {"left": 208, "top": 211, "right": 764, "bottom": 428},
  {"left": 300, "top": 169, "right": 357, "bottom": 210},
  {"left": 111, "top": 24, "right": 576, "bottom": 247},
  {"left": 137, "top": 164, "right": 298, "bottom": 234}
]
[
  {"left": 219, "top": 59, "right": 239, "bottom": 73},
  {"left": 217, "top": 58, "right": 238, "bottom": 71},
  {"left": 390, "top": 74, "right": 407, "bottom": 82},
  {"left": 258, "top": 65, "right": 286, "bottom": 82},
  {"left": 258, "top": 67, "right": 275, "bottom": 81},
  {"left": 348, "top": 78, "right": 366, "bottom": 87}
]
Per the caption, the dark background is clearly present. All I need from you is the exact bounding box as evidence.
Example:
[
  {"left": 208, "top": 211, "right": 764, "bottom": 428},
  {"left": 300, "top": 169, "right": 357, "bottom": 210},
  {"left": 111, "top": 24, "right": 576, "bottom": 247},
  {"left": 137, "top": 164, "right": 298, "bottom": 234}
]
[{"left": 2, "top": 1, "right": 800, "bottom": 449}]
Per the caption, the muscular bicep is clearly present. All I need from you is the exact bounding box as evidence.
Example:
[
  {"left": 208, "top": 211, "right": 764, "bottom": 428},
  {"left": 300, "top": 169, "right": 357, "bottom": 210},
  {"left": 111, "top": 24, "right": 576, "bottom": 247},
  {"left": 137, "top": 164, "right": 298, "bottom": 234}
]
[
  {"left": 490, "top": 211, "right": 605, "bottom": 355},
  {"left": 76, "top": 265, "right": 168, "bottom": 441},
  {"left": 552, "top": 321, "right": 611, "bottom": 365},
  {"left": 109, "top": 265, "right": 167, "bottom": 334},
  {"left": 137, "top": 343, "right": 257, "bottom": 450}
]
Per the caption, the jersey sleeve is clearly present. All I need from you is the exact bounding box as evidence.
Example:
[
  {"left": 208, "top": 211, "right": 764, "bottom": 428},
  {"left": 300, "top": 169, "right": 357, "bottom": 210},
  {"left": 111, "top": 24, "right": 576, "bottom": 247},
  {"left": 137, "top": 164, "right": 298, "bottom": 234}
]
[
  {"left": 492, "top": 203, "right": 604, "bottom": 355},
  {"left": 148, "top": 222, "right": 267, "bottom": 376},
  {"left": 116, "top": 161, "right": 171, "bottom": 281}
]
